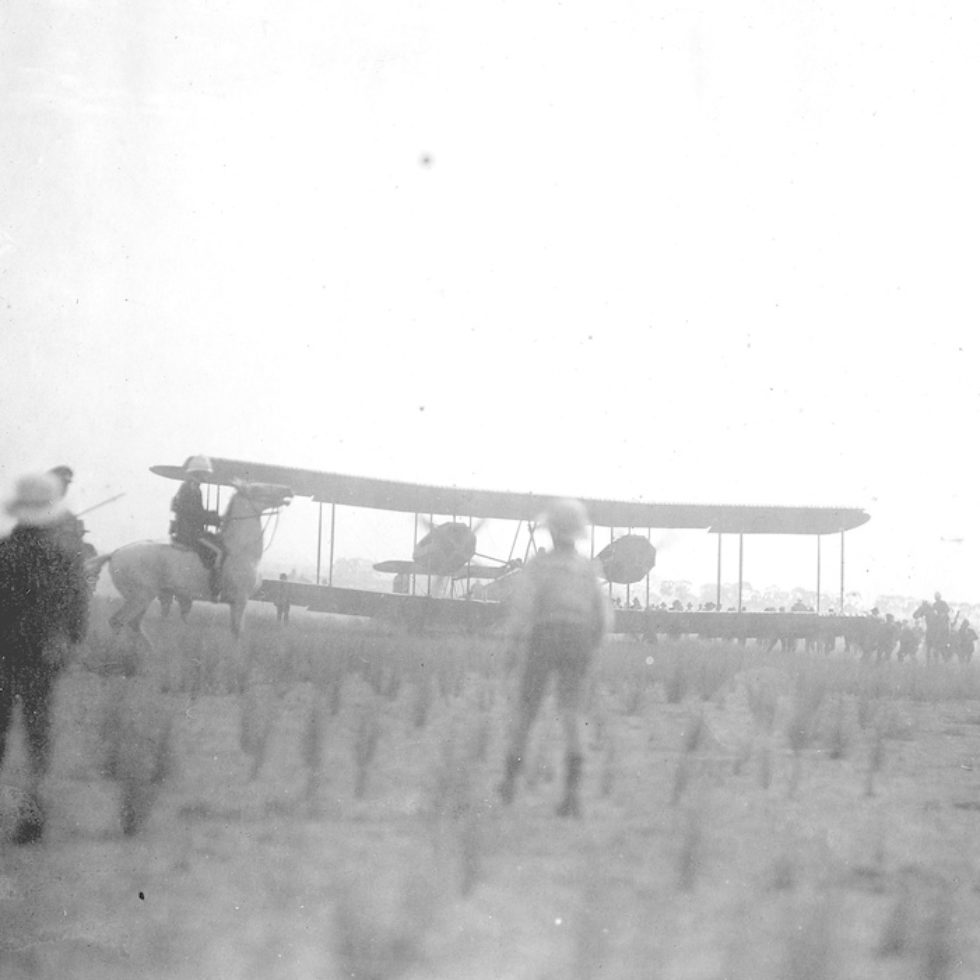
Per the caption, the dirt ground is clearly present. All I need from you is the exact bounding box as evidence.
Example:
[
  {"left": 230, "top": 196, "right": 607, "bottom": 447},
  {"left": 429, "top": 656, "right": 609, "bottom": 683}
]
[{"left": 4, "top": 603, "right": 980, "bottom": 979}]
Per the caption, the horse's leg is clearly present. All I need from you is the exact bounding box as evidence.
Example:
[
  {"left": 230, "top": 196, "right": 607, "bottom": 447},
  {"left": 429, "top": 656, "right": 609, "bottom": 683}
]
[
  {"left": 177, "top": 596, "right": 193, "bottom": 621},
  {"left": 159, "top": 592, "right": 174, "bottom": 618}
]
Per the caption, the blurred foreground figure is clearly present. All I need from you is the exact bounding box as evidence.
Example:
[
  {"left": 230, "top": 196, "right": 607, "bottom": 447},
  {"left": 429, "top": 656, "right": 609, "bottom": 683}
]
[
  {"left": 498, "top": 498, "right": 610, "bottom": 817},
  {"left": 0, "top": 474, "right": 89, "bottom": 844}
]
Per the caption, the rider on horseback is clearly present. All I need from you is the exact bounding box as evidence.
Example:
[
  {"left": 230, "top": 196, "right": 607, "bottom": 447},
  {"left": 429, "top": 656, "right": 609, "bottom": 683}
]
[
  {"left": 933, "top": 591, "right": 950, "bottom": 622},
  {"left": 170, "top": 455, "right": 223, "bottom": 601}
]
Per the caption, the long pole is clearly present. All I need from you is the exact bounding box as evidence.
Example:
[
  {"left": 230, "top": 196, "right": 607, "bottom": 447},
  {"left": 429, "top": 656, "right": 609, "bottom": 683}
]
[
  {"left": 625, "top": 526, "right": 632, "bottom": 608},
  {"left": 816, "top": 535, "right": 822, "bottom": 613},
  {"left": 645, "top": 528, "right": 651, "bottom": 610},
  {"left": 327, "top": 503, "right": 336, "bottom": 586},
  {"left": 316, "top": 503, "right": 323, "bottom": 585},
  {"left": 412, "top": 513, "right": 419, "bottom": 596},
  {"left": 716, "top": 533, "right": 722, "bottom": 610},
  {"left": 76, "top": 493, "right": 126, "bottom": 518},
  {"left": 466, "top": 515, "right": 472, "bottom": 600},
  {"left": 737, "top": 533, "right": 744, "bottom": 613},
  {"left": 839, "top": 530, "right": 845, "bottom": 613},
  {"left": 608, "top": 527, "right": 614, "bottom": 601},
  {"left": 427, "top": 512, "right": 433, "bottom": 597}
]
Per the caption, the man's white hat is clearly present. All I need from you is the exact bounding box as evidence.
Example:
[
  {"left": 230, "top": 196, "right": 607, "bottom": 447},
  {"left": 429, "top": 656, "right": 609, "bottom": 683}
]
[
  {"left": 5, "top": 473, "right": 68, "bottom": 527},
  {"left": 541, "top": 498, "right": 589, "bottom": 541},
  {"left": 183, "top": 455, "right": 213, "bottom": 477}
]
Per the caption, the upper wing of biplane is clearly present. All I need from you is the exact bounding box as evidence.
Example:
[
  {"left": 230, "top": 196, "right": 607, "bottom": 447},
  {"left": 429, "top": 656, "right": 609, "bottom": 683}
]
[{"left": 150, "top": 457, "right": 870, "bottom": 535}]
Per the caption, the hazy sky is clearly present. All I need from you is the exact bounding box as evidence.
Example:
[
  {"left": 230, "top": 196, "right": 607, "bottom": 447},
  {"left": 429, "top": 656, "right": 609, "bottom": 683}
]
[{"left": 2, "top": 1, "right": 978, "bottom": 601}]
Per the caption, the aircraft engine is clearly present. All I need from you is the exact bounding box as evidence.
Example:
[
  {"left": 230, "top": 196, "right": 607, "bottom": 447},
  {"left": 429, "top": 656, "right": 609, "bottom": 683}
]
[
  {"left": 413, "top": 522, "right": 477, "bottom": 576},
  {"left": 596, "top": 534, "right": 657, "bottom": 584}
]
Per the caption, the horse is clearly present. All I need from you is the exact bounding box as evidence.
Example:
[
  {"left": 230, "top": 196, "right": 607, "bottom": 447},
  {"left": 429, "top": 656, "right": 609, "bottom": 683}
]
[
  {"left": 87, "top": 481, "right": 292, "bottom": 642},
  {"left": 912, "top": 601, "right": 952, "bottom": 664}
]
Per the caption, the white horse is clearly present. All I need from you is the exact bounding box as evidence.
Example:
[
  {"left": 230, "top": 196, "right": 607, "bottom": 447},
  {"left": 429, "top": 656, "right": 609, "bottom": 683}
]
[{"left": 88, "top": 481, "right": 292, "bottom": 641}]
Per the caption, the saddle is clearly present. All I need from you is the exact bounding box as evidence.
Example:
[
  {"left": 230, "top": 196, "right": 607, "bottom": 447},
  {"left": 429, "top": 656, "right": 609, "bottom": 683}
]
[{"left": 170, "top": 531, "right": 223, "bottom": 569}]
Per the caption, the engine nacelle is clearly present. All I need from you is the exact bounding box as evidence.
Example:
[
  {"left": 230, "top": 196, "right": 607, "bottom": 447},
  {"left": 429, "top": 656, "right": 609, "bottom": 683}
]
[
  {"left": 596, "top": 534, "right": 657, "bottom": 584},
  {"left": 413, "top": 522, "right": 477, "bottom": 576}
]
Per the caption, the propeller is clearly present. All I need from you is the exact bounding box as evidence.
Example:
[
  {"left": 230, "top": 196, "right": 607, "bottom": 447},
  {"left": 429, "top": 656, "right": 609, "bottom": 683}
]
[{"left": 594, "top": 531, "right": 680, "bottom": 584}]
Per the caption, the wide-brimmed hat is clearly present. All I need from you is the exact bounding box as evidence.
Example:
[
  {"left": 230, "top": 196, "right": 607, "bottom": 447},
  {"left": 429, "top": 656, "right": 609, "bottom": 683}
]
[
  {"left": 49, "top": 465, "right": 74, "bottom": 486},
  {"left": 183, "top": 455, "right": 213, "bottom": 477},
  {"left": 5, "top": 473, "right": 68, "bottom": 526}
]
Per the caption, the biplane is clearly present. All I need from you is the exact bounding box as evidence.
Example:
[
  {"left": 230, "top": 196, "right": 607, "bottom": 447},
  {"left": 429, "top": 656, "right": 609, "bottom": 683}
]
[{"left": 150, "top": 456, "right": 871, "bottom": 641}]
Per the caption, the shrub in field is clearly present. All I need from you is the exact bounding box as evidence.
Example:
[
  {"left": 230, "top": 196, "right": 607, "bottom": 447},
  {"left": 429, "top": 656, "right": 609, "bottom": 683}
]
[
  {"left": 100, "top": 679, "right": 175, "bottom": 835},
  {"left": 239, "top": 683, "right": 278, "bottom": 781},
  {"left": 303, "top": 691, "right": 328, "bottom": 809},
  {"left": 769, "top": 854, "right": 797, "bottom": 891},
  {"left": 663, "top": 656, "right": 689, "bottom": 704},
  {"left": 865, "top": 727, "right": 885, "bottom": 797},
  {"left": 600, "top": 738, "right": 616, "bottom": 798},
  {"left": 825, "top": 696, "right": 851, "bottom": 760},
  {"left": 758, "top": 744, "right": 773, "bottom": 790},
  {"left": 676, "top": 807, "right": 704, "bottom": 891},
  {"left": 353, "top": 701, "right": 382, "bottom": 799},
  {"left": 671, "top": 755, "right": 691, "bottom": 806},
  {"left": 413, "top": 671, "right": 434, "bottom": 729},
  {"left": 744, "top": 675, "right": 778, "bottom": 734},
  {"left": 331, "top": 873, "right": 439, "bottom": 980},
  {"left": 877, "top": 876, "right": 914, "bottom": 957},
  {"left": 781, "top": 892, "right": 840, "bottom": 980},
  {"left": 328, "top": 669, "right": 346, "bottom": 717},
  {"left": 920, "top": 887, "right": 956, "bottom": 980},
  {"left": 468, "top": 714, "right": 491, "bottom": 764},
  {"left": 623, "top": 675, "right": 645, "bottom": 716},
  {"left": 569, "top": 858, "right": 614, "bottom": 980}
]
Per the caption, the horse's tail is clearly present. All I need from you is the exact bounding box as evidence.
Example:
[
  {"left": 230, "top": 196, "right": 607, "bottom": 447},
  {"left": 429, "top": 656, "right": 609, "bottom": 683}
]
[{"left": 84, "top": 552, "right": 113, "bottom": 584}]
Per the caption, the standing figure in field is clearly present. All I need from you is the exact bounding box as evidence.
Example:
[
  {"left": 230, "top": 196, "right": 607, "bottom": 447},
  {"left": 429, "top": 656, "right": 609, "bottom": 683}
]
[
  {"left": 170, "top": 455, "right": 223, "bottom": 600},
  {"left": 0, "top": 474, "right": 89, "bottom": 844},
  {"left": 913, "top": 599, "right": 953, "bottom": 663},
  {"left": 498, "top": 498, "right": 610, "bottom": 818},
  {"left": 275, "top": 573, "right": 292, "bottom": 626},
  {"left": 955, "top": 619, "right": 977, "bottom": 664},
  {"left": 897, "top": 619, "right": 920, "bottom": 662},
  {"left": 875, "top": 613, "right": 899, "bottom": 663}
]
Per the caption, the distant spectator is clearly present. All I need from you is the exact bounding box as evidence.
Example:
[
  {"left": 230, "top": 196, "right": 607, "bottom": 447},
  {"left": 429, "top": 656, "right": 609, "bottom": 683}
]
[
  {"left": 876, "top": 613, "right": 899, "bottom": 662},
  {"left": 275, "top": 573, "right": 291, "bottom": 625},
  {"left": 956, "top": 619, "right": 977, "bottom": 664}
]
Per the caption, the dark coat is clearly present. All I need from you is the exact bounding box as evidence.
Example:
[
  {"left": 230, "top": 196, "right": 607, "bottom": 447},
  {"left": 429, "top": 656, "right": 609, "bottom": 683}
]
[
  {"left": 0, "top": 524, "right": 89, "bottom": 656},
  {"left": 171, "top": 481, "right": 220, "bottom": 547}
]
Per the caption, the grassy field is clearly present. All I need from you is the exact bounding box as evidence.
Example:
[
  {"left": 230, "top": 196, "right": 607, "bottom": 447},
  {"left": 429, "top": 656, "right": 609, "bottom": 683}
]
[{"left": 4, "top": 598, "right": 980, "bottom": 978}]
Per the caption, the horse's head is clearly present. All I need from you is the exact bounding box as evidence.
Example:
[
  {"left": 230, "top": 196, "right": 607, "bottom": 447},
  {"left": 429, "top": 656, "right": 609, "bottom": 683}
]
[{"left": 228, "top": 480, "right": 294, "bottom": 516}]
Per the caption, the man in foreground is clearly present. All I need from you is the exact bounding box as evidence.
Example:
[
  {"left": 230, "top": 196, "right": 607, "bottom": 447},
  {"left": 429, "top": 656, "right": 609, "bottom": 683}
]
[
  {"left": 0, "top": 473, "right": 89, "bottom": 844},
  {"left": 498, "top": 498, "right": 610, "bottom": 817}
]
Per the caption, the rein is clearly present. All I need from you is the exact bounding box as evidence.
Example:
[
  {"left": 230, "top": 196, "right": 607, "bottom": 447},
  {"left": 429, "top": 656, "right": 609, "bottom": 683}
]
[{"left": 221, "top": 492, "right": 286, "bottom": 556}]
